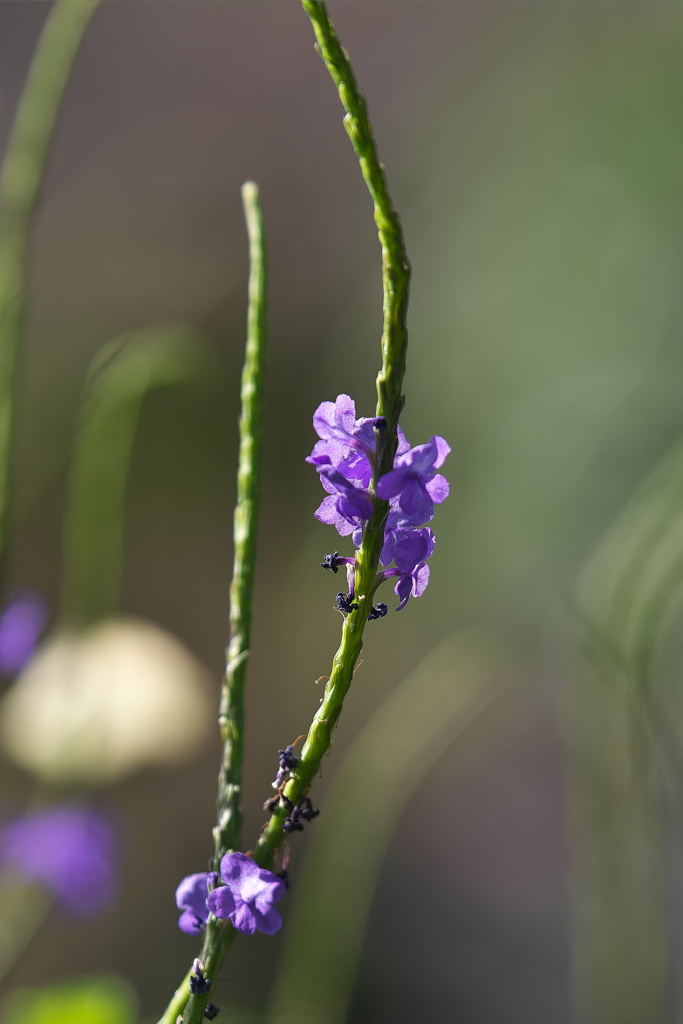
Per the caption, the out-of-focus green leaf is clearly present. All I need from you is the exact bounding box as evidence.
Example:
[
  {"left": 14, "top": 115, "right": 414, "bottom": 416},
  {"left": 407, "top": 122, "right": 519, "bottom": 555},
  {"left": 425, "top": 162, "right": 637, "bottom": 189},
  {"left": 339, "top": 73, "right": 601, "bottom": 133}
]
[
  {"left": 581, "top": 435, "right": 683, "bottom": 683},
  {"left": 572, "top": 437, "right": 683, "bottom": 1024},
  {"left": 3, "top": 975, "right": 136, "bottom": 1024}
]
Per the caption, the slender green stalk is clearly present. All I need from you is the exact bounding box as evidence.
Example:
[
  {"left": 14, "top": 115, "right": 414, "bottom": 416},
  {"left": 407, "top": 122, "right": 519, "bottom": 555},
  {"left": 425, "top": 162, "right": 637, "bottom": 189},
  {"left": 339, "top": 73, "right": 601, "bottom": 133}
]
[
  {"left": 0, "top": 0, "right": 98, "bottom": 580},
  {"left": 165, "top": 185, "right": 268, "bottom": 1024},
  {"left": 302, "top": 0, "right": 410, "bottom": 439},
  {"left": 212, "top": 182, "right": 267, "bottom": 866},
  {"left": 254, "top": 0, "right": 412, "bottom": 868}
]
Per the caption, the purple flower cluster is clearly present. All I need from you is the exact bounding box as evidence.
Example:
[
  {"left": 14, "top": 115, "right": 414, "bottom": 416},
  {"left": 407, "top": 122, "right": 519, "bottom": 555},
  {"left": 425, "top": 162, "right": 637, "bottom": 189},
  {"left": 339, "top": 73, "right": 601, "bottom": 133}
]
[
  {"left": 0, "top": 805, "right": 116, "bottom": 915},
  {"left": 308, "top": 395, "right": 449, "bottom": 611},
  {"left": 175, "top": 852, "right": 285, "bottom": 937}
]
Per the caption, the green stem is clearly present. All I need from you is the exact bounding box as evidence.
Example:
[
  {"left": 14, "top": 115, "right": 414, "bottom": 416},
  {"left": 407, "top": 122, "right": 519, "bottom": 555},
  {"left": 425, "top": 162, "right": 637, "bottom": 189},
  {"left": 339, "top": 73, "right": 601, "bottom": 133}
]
[
  {"left": 212, "top": 181, "right": 267, "bottom": 866},
  {"left": 0, "top": 0, "right": 98, "bottom": 582},
  {"left": 162, "top": 184, "right": 268, "bottom": 1024},
  {"left": 255, "top": 0, "right": 411, "bottom": 869}
]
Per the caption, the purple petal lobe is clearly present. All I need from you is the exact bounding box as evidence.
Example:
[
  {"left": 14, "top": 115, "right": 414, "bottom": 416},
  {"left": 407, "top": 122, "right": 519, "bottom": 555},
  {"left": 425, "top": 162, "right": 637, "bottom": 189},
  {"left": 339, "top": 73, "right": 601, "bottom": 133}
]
[
  {"left": 398, "top": 477, "right": 429, "bottom": 516},
  {"left": 432, "top": 436, "right": 451, "bottom": 469},
  {"left": 313, "top": 395, "right": 357, "bottom": 444},
  {"left": 412, "top": 562, "right": 431, "bottom": 598},
  {"left": 252, "top": 903, "right": 283, "bottom": 935},
  {"left": 395, "top": 574, "right": 413, "bottom": 612},
  {"left": 314, "top": 496, "right": 357, "bottom": 537},
  {"left": 206, "top": 884, "right": 237, "bottom": 920},
  {"left": 231, "top": 900, "right": 257, "bottom": 935},
  {"left": 219, "top": 851, "right": 260, "bottom": 885},
  {"left": 376, "top": 468, "right": 408, "bottom": 501},
  {"left": 178, "top": 909, "right": 204, "bottom": 934},
  {"left": 425, "top": 474, "right": 449, "bottom": 504}
]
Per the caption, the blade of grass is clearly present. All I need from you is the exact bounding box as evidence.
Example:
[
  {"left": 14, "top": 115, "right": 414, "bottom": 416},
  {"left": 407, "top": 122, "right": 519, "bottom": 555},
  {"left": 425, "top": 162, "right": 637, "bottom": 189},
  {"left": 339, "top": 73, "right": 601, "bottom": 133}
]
[{"left": 0, "top": 0, "right": 98, "bottom": 580}]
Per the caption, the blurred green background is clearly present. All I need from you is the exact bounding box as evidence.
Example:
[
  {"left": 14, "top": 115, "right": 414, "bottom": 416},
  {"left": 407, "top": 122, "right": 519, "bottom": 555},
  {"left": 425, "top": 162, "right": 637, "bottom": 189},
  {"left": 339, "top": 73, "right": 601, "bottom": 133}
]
[{"left": 2, "top": 2, "right": 683, "bottom": 1021}]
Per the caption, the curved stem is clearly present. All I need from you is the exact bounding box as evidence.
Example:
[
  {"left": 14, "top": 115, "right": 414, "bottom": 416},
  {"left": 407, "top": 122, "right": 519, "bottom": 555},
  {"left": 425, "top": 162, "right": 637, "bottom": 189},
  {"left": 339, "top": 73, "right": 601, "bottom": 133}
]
[{"left": 256, "top": 0, "right": 412, "bottom": 869}]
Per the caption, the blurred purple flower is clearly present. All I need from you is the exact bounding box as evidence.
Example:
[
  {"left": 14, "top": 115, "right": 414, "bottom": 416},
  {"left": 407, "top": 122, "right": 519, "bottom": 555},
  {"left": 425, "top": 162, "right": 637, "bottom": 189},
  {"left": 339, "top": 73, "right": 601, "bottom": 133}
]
[
  {"left": 206, "top": 851, "right": 285, "bottom": 935},
  {"left": 175, "top": 871, "right": 218, "bottom": 934},
  {"left": 0, "top": 593, "right": 48, "bottom": 675},
  {"left": 0, "top": 805, "right": 116, "bottom": 915},
  {"left": 376, "top": 436, "right": 450, "bottom": 516}
]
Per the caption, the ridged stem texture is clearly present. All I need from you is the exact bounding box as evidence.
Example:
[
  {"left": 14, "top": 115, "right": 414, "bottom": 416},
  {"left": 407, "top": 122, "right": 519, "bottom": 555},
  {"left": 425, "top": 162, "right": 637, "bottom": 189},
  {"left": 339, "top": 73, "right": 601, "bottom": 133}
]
[
  {"left": 172, "top": 183, "right": 267, "bottom": 1024},
  {"left": 0, "top": 0, "right": 98, "bottom": 582}
]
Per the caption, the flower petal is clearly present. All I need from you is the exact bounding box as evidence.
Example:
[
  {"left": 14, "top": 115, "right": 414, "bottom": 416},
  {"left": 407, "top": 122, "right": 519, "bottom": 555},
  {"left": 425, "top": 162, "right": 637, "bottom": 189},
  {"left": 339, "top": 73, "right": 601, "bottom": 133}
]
[
  {"left": 393, "top": 530, "right": 430, "bottom": 574},
  {"left": 175, "top": 871, "right": 216, "bottom": 917},
  {"left": 398, "top": 478, "right": 430, "bottom": 516},
  {"left": 375, "top": 468, "right": 408, "bottom": 501},
  {"left": 230, "top": 899, "right": 257, "bottom": 935},
  {"left": 219, "top": 851, "right": 260, "bottom": 886},
  {"left": 253, "top": 903, "right": 283, "bottom": 935},
  {"left": 432, "top": 436, "right": 451, "bottom": 470},
  {"left": 314, "top": 496, "right": 357, "bottom": 536},
  {"left": 411, "top": 562, "right": 431, "bottom": 598},
  {"left": 178, "top": 909, "right": 204, "bottom": 934},
  {"left": 394, "top": 573, "right": 413, "bottom": 611},
  {"left": 206, "top": 883, "right": 236, "bottom": 919},
  {"left": 313, "top": 395, "right": 357, "bottom": 443},
  {"left": 425, "top": 474, "right": 449, "bottom": 504},
  {"left": 254, "top": 878, "right": 286, "bottom": 911}
]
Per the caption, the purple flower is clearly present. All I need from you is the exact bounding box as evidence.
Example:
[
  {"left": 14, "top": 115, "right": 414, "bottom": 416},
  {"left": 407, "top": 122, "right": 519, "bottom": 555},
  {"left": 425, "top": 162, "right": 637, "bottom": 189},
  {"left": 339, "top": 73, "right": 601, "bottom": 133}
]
[
  {"left": 376, "top": 436, "right": 450, "bottom": 516},
  {"left": 176, "top": 871, "right": 218, "bottom": 934},
  {"left": 394, "top": 561, "right": 431, "bottom": 611},
  {"left": 206, "top": 851, "right": 285, "bottom": 936},
  {"left": 312, "top": 458, "right": 374, "bottom": 528},
  {"left": 0, "top": 593, "right": 48, "bottom": 675},
  {"left": 309, "top": 395, "right": 449, "bottom": 613},
  {"left": 378, "top": 527, "right": 436, "bottom": 611},
  {"left": 0, "top": 805, "right": 116, "bottom": 915},
  {"left": 380, "top": 506, "right": 434, "bottom": 566},
  {"left": 309, "top": 394, "right": 410, "bottom": 489}
]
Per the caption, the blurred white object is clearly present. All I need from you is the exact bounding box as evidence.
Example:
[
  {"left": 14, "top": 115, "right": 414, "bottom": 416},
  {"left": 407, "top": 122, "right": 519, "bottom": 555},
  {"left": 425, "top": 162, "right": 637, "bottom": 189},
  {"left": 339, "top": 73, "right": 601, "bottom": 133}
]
[{"left": 0, "top": 617, "right": 213, "bottom": 784}]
